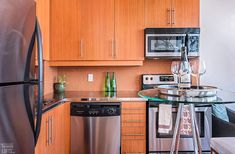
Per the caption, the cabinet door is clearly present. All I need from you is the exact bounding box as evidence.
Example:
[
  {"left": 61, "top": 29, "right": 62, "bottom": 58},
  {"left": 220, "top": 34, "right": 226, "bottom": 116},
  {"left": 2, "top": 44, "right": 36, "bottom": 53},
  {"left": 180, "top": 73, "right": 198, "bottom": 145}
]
[
  {"left": 115, "top": 0, "right": 145, "bottom": 60},
  {"left": 35, "top": 114, "right": 48, "bottom": 154},
  {"left": 80, "top": 0, "right": 114, "bottom": 60},
  {"left": 50, "top": 0, "right": 82, "bottom": 60},
  {"left": 172, "top": 0, "right": 199, "bottom": 27},
  {"left": 145, "top": 0, "right": 172, "bottom": 28}
]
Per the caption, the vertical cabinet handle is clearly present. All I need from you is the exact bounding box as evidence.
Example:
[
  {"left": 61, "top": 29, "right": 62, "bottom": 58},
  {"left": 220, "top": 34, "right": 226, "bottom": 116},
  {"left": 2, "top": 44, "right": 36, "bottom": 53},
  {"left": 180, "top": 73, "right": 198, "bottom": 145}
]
[
  {"left": 80, "top": 40, "right": 84, "bottom": 58},
  {"left": 167, "top": 8, "right": 171, "bottom": 25},
  {"left": 46, "top": 119, "right": 49, "bottom": 146},
  {"left": 51, "top": 116, "right": 53, "bottom": 144},
  {"left": 111, "top": 39, "right": 116, "bottom": 59},
  {"left": 49, "top": 116, "right": 52, "bottom": 144},
  {"left": 171, "top": 8, "right": 175, "bottom": 25}
]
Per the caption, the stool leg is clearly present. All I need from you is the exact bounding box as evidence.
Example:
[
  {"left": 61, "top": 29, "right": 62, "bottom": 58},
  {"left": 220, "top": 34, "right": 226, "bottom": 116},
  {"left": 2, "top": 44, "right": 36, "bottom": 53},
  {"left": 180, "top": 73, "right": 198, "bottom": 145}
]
[{"left": 170, "top": 103, "right": 184, "bottom": 154}]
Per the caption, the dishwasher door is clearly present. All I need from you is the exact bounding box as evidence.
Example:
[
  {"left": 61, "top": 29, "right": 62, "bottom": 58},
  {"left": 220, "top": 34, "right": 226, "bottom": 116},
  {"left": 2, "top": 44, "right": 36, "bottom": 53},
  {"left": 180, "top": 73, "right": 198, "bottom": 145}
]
[{"left": 71, "top": 116, "right": 120, "bottom": 154}]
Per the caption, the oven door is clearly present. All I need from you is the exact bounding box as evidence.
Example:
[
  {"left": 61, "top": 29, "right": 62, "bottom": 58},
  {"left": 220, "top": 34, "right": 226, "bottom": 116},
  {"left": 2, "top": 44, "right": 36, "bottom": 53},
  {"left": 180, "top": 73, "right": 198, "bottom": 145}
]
[
  {"left": 148, "top": 105, "right": 212, "bottom": 153},
  {"left": 145, "top": 34, "right": 185, "bottom": 58}
]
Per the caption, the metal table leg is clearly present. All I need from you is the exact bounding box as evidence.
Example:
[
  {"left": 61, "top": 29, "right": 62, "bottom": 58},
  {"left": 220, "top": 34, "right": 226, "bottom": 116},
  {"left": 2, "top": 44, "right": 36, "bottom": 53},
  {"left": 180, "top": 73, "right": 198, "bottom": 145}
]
[
  {"left": 192, "top": 104, "right": 202, "bottom": 154},
  {"left": 170, "top": 103, "right": 184, "bottom": 154},
  {"left": 189, "top": 104, "right": 202, "bottom": 154}
]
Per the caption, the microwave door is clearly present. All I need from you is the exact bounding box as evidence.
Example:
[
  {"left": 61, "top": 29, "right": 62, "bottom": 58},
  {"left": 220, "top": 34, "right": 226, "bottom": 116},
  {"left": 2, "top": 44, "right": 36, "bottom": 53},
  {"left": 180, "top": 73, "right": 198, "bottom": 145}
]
[{"left": 146, "top": 34, "right": 186, "bottom": 58}]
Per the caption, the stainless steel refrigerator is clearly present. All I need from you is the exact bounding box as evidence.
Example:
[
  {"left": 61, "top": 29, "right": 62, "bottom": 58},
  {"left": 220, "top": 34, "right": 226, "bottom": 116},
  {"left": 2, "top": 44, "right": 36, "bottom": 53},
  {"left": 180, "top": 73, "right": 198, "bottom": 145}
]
[{"left": 0, "top": 0, "right": 43, "bottom": 153}]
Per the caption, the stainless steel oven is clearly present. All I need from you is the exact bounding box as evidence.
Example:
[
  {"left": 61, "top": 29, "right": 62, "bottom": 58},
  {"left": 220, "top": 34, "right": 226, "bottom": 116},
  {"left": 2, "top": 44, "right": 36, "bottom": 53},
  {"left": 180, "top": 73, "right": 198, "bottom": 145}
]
[
  {"left": 145, "top": 28, "right": 200, "bottom": 58},
  {"left": 142, "top": 74, "right": 212, "bottom": 153},
  {"left": 148, "top": 102, "right": 212, "bottom": 153}
]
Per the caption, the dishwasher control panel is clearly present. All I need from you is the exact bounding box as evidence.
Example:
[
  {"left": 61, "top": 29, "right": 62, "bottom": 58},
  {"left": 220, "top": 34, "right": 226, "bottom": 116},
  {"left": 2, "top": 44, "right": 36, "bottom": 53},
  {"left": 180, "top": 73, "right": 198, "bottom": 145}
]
[{"left": 71, "top": 102, "right": 121, "bottom": 117}]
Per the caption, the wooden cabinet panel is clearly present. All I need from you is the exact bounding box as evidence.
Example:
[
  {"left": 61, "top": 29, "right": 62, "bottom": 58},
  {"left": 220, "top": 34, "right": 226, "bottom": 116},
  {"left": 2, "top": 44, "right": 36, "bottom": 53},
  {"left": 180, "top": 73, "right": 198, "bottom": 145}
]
[
  {"left": 115, "top": 0, "right": 145, "bottom": 60},
  {"left": 121, "top": 101, "right": 146, "bottom": 154},
  {"left": 145, "top": 0, "right": 172, "bottom": 28},
  {"left": 35, "top": 103, "right": 70, "bottom": 154},
  {"left": 50, "top": 0, "right": 81, "bottom": 60},
  {"left": 145, "top": 0, "right": 199, "bottom": 28},
  {"left": 80, "top": 0, "right": 114, "bottom": 60},
  {"left": 35, "top": 114, "right": 47, "bottom": 154},
  {"left": 122, "top": 140, "right": 146, "bottom": 153},
  {"left": 172, "top": 0, "right": 199, "bottom": 27}
]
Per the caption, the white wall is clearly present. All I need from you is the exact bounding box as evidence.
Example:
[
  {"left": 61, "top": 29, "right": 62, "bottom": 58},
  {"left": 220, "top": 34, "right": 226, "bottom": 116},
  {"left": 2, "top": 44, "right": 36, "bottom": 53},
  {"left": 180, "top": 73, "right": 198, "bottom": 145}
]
[{"left": 200, "top": 0, "right": 235, "bottom": 92}]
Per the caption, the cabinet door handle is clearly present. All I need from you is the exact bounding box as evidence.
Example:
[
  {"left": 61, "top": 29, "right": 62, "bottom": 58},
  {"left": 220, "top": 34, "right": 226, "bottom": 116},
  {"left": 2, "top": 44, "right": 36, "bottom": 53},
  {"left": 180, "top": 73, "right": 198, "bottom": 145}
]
[
  {"left": 50, "top": 116, "right": 53, "bottom": 144},
  {"left": 48, "top": 116, "right": 52, "bottom": 145},
  {"left": 171, "top": 8, "right": 175, "bottom": 25},
  {"left": 167, "top": 8, "right": 171, "bottom": 25},
  {"left": 46, "top": 119, "right": 49, "bottom": 146},
  {"left": 80, "top": 40, "right": 84, "bottom": 58},
  {"left": 112, "top": 39, "right": 116, "bottom": 58}
]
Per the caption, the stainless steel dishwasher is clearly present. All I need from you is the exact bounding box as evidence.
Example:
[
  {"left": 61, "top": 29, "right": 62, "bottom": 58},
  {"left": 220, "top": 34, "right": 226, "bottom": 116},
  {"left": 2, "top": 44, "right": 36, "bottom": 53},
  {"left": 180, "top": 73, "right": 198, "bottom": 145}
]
[{"left": 71, "top": 102, "right": 121, "bottom": 154}]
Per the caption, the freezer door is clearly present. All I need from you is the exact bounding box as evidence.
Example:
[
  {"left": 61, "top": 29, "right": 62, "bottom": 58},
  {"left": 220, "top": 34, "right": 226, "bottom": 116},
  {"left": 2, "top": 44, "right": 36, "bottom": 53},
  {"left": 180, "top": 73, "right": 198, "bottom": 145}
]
[
  {"left": 0, "top": 0, "right": 36, "bottom": 83},
  {"left": 0, "top": 84, "right": 34, "bottom": 154}
]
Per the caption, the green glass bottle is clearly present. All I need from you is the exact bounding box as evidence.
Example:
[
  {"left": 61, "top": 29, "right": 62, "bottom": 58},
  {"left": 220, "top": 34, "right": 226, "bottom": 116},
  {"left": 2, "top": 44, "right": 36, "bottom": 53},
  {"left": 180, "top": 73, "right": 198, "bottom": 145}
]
[
  {"left": 104, "top": 72, "right": 111, "bottom": 92},
  {"left": 110, "top": 72, "right": 117, "bottom": 92}
]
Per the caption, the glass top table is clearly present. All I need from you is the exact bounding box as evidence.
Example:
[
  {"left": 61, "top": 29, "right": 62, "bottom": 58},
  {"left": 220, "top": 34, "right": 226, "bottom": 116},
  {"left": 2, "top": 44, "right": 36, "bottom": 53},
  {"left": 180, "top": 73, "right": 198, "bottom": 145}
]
[
  {"left": 138, "top": 88, "right": 235, "bottom": 104},
  {"left": 138, "top": 88, "right": 235, "bottom": 154}
]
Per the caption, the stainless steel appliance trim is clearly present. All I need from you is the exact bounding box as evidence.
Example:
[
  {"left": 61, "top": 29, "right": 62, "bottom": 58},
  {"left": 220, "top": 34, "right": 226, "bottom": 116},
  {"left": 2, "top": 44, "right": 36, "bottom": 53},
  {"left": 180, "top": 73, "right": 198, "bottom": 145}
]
[{"left": 146, "top": 34, "right": 186, "bottom": 37}]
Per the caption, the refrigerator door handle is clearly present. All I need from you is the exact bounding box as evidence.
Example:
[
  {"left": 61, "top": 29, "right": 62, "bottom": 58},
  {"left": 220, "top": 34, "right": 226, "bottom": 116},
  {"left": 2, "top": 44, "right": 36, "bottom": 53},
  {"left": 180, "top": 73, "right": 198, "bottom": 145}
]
[{"left": 34, "top": 18, "right": 44, "bottom": 145}]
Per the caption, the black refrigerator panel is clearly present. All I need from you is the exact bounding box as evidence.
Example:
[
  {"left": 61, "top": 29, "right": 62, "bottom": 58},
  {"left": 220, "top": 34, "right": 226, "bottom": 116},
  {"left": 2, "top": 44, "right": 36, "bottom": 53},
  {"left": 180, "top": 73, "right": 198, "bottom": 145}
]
[
  {"left": 0, "top": 0, "right": 36, "bottom": 84},
  {"left": 0, "top": 84, "right": 35, "bottom": 154}
]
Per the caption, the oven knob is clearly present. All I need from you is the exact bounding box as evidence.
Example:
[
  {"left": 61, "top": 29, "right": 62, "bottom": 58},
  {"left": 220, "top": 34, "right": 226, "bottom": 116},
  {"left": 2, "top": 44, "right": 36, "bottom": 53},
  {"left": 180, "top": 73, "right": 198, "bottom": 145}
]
[
  {"left": 108, "top": 109, "right": 115, "bottom": 114},
  {"left": 150, "top": 77, "right": 153, "bottom": 80},
  {"left": 145, "top": 77, "right": 149, "bottom": 81}
]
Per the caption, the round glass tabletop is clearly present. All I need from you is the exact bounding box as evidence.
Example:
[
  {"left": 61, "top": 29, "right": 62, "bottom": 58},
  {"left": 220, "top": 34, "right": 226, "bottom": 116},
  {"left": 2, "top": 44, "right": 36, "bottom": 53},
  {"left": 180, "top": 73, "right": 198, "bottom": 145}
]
[{"left": 138, "top": 88, "right": 235, "bottom": 104}]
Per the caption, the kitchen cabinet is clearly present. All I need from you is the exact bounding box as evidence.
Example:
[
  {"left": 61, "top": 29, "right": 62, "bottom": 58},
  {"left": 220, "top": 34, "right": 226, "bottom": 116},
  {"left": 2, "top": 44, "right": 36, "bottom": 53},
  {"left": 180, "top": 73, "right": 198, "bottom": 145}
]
[
  {"left": 145, "top": 0, "right": 199, "bottom": 28},
  {"left": 121, "top": 101, "right": 146, "bottom": 154},
  {"left": 50, "top": 0, "right": 115, "bottom": 61},
  {"left": 35, "top": 102, "right": 70, "bottom": 154},
  {"left": 114, "top": 0, "right": 145, "bottom": 60},
  {"left": 49, "top": 0, "right": 144, "bottom": 66}
]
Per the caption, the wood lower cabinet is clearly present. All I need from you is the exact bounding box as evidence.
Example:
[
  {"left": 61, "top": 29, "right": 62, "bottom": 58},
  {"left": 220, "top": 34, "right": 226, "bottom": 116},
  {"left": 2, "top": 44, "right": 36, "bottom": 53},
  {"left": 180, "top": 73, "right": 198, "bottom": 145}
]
[
  {"left": 35, "top": 102, "right": 70, "bottom": 154},
  {"left": 145, "top": 0, "right": 199, "bottom": 28},
  {"left": 121, "top": 101, "right": 146, "bottom": 154}
]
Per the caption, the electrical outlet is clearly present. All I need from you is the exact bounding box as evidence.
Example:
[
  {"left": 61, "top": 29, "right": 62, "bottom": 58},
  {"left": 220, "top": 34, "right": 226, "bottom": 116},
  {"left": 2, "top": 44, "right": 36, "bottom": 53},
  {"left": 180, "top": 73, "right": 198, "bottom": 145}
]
[{"left": 88, "top": 74, "right": 93, "bottom": 82}]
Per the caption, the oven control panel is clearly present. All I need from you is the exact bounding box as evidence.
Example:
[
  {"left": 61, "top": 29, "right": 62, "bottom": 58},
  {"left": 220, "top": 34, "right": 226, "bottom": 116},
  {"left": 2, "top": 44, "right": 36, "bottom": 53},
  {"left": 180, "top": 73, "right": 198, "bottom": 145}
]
[{"left": 142, "top": 74, "right": 178, "bottom": 86}]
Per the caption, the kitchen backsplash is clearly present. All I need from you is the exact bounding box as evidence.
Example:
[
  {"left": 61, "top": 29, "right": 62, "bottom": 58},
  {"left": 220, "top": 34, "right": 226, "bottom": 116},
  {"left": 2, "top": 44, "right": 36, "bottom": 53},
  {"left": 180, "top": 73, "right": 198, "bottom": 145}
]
[{"left": 54, "top": 60, "right": 172, "bottom": 92}]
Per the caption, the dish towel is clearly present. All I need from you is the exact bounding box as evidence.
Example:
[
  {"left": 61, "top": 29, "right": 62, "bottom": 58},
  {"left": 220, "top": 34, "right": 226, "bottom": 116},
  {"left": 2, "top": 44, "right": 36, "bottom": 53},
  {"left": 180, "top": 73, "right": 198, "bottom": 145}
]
[
  {"left": 158, "top": 104, "right": 172, "bottom": 134},
  {"left": 180, "top": 105, "right": 192, "bottom": 135}
]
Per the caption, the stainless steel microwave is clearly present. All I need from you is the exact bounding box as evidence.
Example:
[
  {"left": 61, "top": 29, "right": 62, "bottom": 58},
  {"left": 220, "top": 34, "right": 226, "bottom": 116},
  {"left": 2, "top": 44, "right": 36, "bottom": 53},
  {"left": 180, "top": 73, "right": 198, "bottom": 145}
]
[{"left": 145, "top": 28, "right": 200, "bottom": 59}]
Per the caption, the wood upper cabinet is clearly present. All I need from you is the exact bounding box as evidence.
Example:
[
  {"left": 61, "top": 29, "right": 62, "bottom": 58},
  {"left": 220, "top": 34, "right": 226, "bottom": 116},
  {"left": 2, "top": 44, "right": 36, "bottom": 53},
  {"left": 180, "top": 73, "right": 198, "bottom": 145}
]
[
  {"left": 171, "top": 0, "right": 199, "bottom": 27},
  {"left": 35, "top": 103, "right": 70, "bottom": 154},
  {"left": 145, "top": 0, "right": 172, "bottom": 28},
  {"left": 115, "top": 0, "right": 145, "bottom": 60},
  {"left": 81, "top": 0, "right": 115, "bottom": 60},
  {"left": 145, "top": 0, "right": 199, "bottom": 28},
  {"left": 50, "top": 0, "right": 81, "bottom": 60},
  {"left": 50, "top": 0, "right": 114, "bottom": 61}
]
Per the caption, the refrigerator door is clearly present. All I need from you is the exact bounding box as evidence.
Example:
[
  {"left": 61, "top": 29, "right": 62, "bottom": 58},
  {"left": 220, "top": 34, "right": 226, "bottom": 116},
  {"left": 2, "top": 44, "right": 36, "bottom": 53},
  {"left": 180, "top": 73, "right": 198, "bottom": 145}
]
[
  {"left": 0, "top": 84, "right": 35, "bottom": 154},
  {"left": 0, "top": 0, "right": 36, "bottom": 84}
]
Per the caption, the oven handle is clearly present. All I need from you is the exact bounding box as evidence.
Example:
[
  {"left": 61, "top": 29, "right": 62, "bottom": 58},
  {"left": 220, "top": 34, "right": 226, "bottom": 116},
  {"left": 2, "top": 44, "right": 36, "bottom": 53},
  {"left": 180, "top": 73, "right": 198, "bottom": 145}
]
[{"left": 149, "top": 106, "right": 210, "bottom": 112}]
